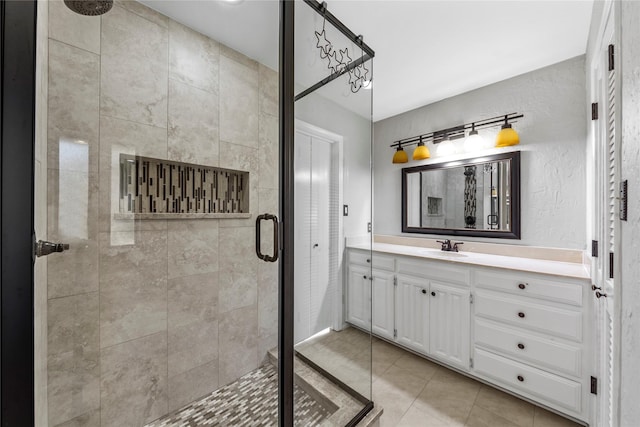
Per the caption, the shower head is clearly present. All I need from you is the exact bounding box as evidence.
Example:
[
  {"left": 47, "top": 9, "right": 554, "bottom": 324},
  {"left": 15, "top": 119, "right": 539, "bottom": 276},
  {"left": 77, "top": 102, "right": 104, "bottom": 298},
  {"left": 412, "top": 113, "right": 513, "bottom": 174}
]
[{"left": 64, "top": 0, "right": 113, "bottom": 16}]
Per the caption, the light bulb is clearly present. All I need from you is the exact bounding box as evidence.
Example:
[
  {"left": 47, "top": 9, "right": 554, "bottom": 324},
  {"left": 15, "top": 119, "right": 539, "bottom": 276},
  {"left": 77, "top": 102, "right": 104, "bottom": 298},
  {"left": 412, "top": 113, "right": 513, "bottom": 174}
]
[
  {"left": 437, "top": 139, "right": 456, "bottom": 157},
  {"left": 464, "top": 130, "right": 484, "bottom": 152}
]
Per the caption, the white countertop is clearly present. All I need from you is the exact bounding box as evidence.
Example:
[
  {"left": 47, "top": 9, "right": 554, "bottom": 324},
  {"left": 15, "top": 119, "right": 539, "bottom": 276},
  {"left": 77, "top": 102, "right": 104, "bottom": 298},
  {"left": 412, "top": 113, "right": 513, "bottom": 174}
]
[{"left": 348, "top": 242, "right": 591, "bottom": 281}]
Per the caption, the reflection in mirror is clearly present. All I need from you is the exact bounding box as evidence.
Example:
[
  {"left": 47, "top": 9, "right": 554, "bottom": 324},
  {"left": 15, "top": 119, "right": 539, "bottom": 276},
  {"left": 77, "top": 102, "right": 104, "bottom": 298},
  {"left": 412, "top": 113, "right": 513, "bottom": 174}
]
[{"left": 403, "top": 151, "right": 520, "bottom": 239}]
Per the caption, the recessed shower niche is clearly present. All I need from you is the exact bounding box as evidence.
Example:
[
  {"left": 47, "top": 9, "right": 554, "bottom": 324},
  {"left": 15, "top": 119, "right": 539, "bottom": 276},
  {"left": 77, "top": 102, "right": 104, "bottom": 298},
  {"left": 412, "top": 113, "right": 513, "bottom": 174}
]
[{"left": 117, "top": 154, "right": 250, "bottom": 219}]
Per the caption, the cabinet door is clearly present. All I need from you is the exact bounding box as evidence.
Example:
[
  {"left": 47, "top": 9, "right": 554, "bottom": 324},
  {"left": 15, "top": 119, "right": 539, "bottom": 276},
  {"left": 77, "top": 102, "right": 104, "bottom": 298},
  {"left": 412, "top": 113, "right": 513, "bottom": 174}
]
[
  {"left": 347, "top": 264, "right": 371, "bottom": 331},
  {"left": 371, "top": 269, "right": 395, "bottom": 340},
  {"left": 429, "top": 282, "right": 470, "bottom": 368},
  {"left": 396, "top": 274, "right": 429, "bottom": 354}
]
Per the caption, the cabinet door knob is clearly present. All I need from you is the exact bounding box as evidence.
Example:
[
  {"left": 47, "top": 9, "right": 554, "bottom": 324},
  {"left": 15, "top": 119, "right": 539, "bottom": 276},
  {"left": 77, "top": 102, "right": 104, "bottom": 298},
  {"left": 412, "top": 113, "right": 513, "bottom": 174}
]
[
  {"left": 518, "top": 312, "right": 525, "bottom": 318},
  {"left": 421, "top": 289, "right": 427, "bottom": 294},
  {"left": 517, "top": 343, "right": 525, "bottom": 350},
  {"left": 366, "top": 259, "right": 371, "bottom": 263},
  {"left": 431, "top": 291, "right": 436, "bottom": 296},
  {"left": 363, "top": 275, "right": 367, "bottom": 279},
  {"left": 518, "top": 283, "right": 526, "bottom": 290},
  {"left": 517, "top": 375, "right": 524, "bottom": 382}
]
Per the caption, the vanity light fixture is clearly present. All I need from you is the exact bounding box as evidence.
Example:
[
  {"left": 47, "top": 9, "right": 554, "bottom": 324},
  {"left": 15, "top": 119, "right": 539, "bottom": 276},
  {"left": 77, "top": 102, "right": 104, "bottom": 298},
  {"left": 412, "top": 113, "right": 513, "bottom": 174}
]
[
  {"left": 388, "top": 112, "right": 523, "bottom": 163},
  {"left": 412, "top": 137, "right": 430, "bottom": 160},
  {"left": 392, "top": 145, "right": 408, "bottom": 164},
  {"left": 495, "top": 115, "right": 520, "bottom": 147}
]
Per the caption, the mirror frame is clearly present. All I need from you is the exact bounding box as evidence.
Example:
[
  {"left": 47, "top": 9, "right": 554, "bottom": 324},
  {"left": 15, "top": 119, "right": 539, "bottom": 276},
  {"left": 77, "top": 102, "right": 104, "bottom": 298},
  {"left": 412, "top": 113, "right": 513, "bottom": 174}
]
[{"left": 401, "top": 151, "right": 521, "bottom": 239}]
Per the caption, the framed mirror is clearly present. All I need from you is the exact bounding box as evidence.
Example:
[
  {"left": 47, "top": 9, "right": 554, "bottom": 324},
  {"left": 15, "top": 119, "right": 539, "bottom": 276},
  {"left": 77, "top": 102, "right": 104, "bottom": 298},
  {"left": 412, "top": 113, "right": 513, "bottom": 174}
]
[{"left": 402, "top": 151, "right": 521, "bottom": 239}]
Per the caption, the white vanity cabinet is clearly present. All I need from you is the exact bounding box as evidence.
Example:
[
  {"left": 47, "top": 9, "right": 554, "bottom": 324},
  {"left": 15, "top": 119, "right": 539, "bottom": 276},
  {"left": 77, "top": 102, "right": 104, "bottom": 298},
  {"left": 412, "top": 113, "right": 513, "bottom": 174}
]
[
  {"left": 346, "top": 251, "right": 396, "bottom": 336},
  {"left": 472, "top": 268, "right": 587, "bottom": 418},
  {"left": 395, "top": 274, "right": 429, "bottom": 354},
  {"left": 346, "top": 263, "right": 371, "bottom": 331},
  {"left": 345, "top": 247, "right": 591, "bottom": 425},
  {"left": 429, "top": 281, "right": 470, "bottom": 368}
]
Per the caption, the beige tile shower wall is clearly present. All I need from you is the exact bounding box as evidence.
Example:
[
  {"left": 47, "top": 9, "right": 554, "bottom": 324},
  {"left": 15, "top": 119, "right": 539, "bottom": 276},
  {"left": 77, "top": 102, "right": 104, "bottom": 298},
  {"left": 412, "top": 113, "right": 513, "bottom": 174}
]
[{"left": 45, "top": 1, "right": 279, "bottom": 425}]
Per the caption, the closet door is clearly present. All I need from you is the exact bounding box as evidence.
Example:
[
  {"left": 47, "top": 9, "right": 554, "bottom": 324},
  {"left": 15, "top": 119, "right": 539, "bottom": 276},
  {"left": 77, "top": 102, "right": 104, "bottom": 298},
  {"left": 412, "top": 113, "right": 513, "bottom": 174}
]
[
  {"left": 294, "top": 129, "right": 333, "bottom": 343},
  {"left": 309, "top": 137, "right": 332, "bottom": 337}
]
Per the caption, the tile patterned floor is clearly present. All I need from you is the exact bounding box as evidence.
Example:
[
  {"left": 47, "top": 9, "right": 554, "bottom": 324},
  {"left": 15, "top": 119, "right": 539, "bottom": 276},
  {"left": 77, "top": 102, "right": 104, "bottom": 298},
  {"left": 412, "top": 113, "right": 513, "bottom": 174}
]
[
  {"left": 300, "top": 327, "right": 583, "bottom": 427},
  {"left": 146, "top": 364, "right": 332, "bottom": 427}
]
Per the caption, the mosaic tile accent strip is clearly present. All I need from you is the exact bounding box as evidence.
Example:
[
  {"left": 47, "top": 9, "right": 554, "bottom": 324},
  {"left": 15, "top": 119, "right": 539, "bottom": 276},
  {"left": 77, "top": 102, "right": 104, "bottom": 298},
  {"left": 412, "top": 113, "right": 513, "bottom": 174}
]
[
  {"left": 146, "top": 364, "right": 333, "bottom": 427},
  {"left": 119, "top": 154, "right": 249, "bottom": 216}
]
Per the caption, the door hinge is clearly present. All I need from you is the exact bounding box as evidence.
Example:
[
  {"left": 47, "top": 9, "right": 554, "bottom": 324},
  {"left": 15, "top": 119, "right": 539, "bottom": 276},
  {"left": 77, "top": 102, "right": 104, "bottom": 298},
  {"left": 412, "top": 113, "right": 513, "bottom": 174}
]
[
  {"left": 591, "top": 376, "right": 598, "bottom": 395},
  {"left": 393, "top": 329, "right": 397, "bottom": 339},
  {"left": 609, "top": 252, "right": 614, "bottom": 279},
  {"left": 591, "top": 102, "right": 598, "bottom": 120},
  {"left": 620, "top": 180, "right": 628, "bottom": 221},
  {"left": 367, "top": 222, "right": 372, "bottom": 233},
  {"left": 608, "top": 44, "right": 615, "bottom": 71},
  {"left": 470, "top": 293, "right": 474, "bottom": 304},
  {"left": 470, "top": 358, "right": 474, "bottom": 368},
  {"left": 393, "top": 276, "right": 397, "bottom": 287},
  {"left": 592, "top": 240, "right": 599, "bottom": 258}
]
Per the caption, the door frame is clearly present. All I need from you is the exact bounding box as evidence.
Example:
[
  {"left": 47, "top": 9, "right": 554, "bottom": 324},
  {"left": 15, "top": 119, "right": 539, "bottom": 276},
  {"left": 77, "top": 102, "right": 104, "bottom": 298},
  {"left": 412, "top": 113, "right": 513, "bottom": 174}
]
[
  {"left": 294, "top": 119, "right": 345, "bottom": 333},
  {"left": 0, "top": 0, "right": 38, "bottom": 425}
]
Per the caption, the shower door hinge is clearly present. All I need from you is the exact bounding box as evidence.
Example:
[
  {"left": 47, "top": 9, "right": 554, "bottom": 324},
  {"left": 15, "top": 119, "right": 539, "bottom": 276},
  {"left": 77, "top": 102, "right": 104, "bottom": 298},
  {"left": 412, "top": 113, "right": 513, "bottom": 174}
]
[
  {"left": 592, "top": 240, "right": 599, "bottom": 258},
  {"left": 608, "top": 44, "right": 615, "bottom": 71},
  {"left": 393, "top": 329, "right": 397, "bottom": 339},
  {"left": 470, "top": 358, "right": 474, "bottom": 369},
  {"left": 591, "top": 376, "right": 598, "bottom": 394},
  {"left": 591, "top": 102, "right": 598, "bottom": 120}
]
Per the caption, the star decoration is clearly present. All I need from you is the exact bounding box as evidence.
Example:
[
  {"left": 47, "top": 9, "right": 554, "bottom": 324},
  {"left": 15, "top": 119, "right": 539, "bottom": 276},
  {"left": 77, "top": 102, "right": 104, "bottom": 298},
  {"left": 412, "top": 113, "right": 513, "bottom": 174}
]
[
  {"left": 313, "top": 27, "right": 369, "bottom": 93},
  {"left": 327, "top": 50, "right": 342, "bottom": 73},
  {"left": 315, "top": 30, "right": 332, "bottom": 58}
]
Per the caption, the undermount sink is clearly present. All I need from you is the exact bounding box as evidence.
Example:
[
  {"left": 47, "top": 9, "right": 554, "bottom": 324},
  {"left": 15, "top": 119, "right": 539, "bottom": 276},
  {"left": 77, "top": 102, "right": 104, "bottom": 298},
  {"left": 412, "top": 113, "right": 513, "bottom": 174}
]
[
  {"left": 424, "top": 250, "right": 468, "bottom": 258},
  {"left": 420, "top": 249, "right": 467, "bottom": 258}
]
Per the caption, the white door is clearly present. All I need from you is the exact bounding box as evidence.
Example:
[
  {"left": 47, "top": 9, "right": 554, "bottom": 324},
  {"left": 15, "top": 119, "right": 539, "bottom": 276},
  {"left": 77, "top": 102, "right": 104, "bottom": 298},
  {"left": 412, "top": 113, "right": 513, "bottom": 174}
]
[
  {"left": 429, "top": 282, "right": 470, "bottom": 368},
  {"left": 346, "top": 264, "right": 371, "bottom": 331},
  {"left": 590, "top": 5, "right": 619, "bottom": 426},
  {"left": 294, "top": 128, "right": 334, "bottom": 343},
  {"left": 371, "top": 270, "right": 395, "bottom": 340},
  {"left": 396, "top": 274, "right": 429, "bottom": 354}
]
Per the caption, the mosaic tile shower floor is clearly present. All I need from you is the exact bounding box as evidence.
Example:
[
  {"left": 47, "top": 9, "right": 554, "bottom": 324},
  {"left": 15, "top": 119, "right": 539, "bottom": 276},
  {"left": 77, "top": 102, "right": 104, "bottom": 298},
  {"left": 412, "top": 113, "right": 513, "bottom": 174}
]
[{"left": 146, "top": 364, "right": 333, "bottom": 427}]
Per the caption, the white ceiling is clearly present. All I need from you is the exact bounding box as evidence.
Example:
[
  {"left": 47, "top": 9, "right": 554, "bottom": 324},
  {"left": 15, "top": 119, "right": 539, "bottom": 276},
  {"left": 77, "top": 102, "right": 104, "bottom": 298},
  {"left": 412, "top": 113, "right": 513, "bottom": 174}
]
[{"left": 142, "top": 0, "right": 594, "bottom": 121}]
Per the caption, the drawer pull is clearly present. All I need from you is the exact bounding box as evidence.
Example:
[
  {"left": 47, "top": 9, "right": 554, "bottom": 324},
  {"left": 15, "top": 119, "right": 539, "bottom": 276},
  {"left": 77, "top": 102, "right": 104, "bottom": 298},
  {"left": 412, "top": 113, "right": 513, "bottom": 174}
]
[
  {"left": 517, "top": 343, "right": 525, "bottom": 350},
  {"left": 518, "top": 283, "right": 526, "bottom": 290},
  {"left": 518, "top": 312, "right": 525, "bottom": 318},
  {"left": 421, "top": 289, "right": 427, "bottom": 294},
  {"left": 431, "top": 291, "right": 436, "bottom": 297},
  {"left": 517, "top": 375, "right": 524, "bottom": 382}
]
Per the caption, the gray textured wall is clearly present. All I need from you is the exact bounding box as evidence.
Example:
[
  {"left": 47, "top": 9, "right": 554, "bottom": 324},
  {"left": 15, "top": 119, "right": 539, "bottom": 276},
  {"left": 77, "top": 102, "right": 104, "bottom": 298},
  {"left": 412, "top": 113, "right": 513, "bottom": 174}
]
[
  {"left": 619, "top": 1, "right": 640, "bottom": 424},
  {"left": 373, "top": 56, "right": 587, "bottom": 249}
]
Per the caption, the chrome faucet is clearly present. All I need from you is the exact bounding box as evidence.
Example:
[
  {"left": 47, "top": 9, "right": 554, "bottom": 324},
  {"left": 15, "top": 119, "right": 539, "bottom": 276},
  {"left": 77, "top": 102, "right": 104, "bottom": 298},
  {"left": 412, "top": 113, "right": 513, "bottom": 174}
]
[{"left": 436, "top": 239, "right": 464, "bottom": 252}]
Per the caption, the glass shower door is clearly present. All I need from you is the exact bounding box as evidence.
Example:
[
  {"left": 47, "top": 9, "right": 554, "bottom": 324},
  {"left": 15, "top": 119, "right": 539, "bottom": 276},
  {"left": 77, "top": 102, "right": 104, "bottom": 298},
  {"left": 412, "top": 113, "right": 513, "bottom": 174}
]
[
  {"left": 35, "top": 1, "right": 283, "bottom": 426},
  {"left": 291, "top": 0, "right": 375, "bottom": 424}
]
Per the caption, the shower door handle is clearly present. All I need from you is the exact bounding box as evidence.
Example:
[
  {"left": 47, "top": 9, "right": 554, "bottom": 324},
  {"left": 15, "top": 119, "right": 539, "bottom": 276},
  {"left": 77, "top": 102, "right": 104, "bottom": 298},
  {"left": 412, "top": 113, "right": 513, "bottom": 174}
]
[{"left": 256, "top": 213, "right": 279, "bottom": 262}]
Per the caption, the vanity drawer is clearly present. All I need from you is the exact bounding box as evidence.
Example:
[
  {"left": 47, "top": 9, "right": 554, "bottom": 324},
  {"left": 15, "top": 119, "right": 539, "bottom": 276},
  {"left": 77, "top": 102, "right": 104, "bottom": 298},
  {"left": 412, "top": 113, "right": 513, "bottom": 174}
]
[
  {"left": 475, "top": 292, "right": 582, "bottom": 342},
  {"left": 474, "top": 348, "right": 582, "bottom": 413},
  {"left": 475, "top": 270, "right": 583, "bottom": 306},
  {"left": 349, "top": 250, "right": 395, "bottom": 271},
  {"left": 475, "top": 319, "right": 581, "bottom": 377}
]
